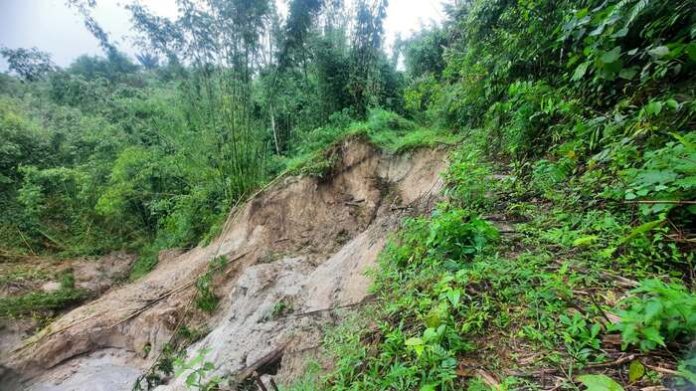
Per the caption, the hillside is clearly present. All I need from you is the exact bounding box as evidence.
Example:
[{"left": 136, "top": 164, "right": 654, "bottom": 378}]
[{"left": 0, "top": 0, "right": 695, "bottom": 390}]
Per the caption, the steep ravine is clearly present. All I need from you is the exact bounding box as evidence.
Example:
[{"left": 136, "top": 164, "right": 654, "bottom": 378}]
[{"left": 1, "top": 139, "right": 449, "bottom": 390}]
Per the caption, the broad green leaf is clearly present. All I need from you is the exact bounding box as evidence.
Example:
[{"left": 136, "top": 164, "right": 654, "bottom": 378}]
[
  {"left": 642, "top": 327, "right": 665, "bottom": 346},
  {"left": 665, "top": 99, "right": 679, "bottom": 110},
  {"left": 405, "top": 337, "right": 425, "bottom": 356},
  {"left": 577, "top": 374, "right": 625, "bottom": 391},
  {"left": 612, "top": 28, "right": 628, "bottom": 38},
  {"left": 573, "top": 235, "right": 599, "bottom": 247},
  {"left": 589, "top": 24, "right": 605, "bottom": 37},
  {"left": 424, "top": 307, "right": 442, "bottom": 328},
  {"left": 634, "top": 170, "right": 677, "bottom": 185},
  {"left": 643, "top": 101, "right": 663, "bottom": 116},
  {"left": 618, "top": 67, "right": 637, "bottom": 80},
  {"left": 648, "top": 46, "right": 670, "bottom": 59},
  {"left": 423, "top": 327, "right": 438, "bottom": 342},
  {"left": 601, "top": 47, "right": 621, "bottom": 64},
  {"left": 573, "top": 62, "right": 591, "bottom": 81},
  {"left": 687, "top": 43, "right": 696, "bottom": 62},
  {"left": 617, "top": 219, "right": 665, "bottom": 246},
  {"left": 628, "top": 360, "right": 645, "bottom": 382},
  {"left": 186, "top": 373, "right": 198, "bottom": 387},
  {"left": 405, "top": 337, "right": 424, "bottom": 346},
  {"left": 446, "top": 289, "right": 461, "bottom": 307}
]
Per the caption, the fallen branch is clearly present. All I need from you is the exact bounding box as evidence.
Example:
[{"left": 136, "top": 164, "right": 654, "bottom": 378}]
[
  {"left": 254, "top": 372, "right": 268, "bottom": 391},
  {"left": 586, "top": 354, "right": 638, "bottom": 369},
  {"left": 644, "top": 364, "right": 679, "bottom": 376},
  {"left": 476, "top": 369, "right": 500, "bottom": 389},
  {"left": 599, "top": 271, "right": 639, "bottom": 288},
  {"left": 286, "top": 295, "right": 375, "bottom": 319},
  {"left": 234, "top": 343, "right": 288, "bottom": 383}
]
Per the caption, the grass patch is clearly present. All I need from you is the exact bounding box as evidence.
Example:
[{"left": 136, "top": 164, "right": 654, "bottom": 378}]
[
  {"left": 285, "top": 109, "right": 461, "bottom": 179},
  {"left": 0, "top": 288, "right": 88, "bottom": 318},
  {"left": 0, "top": 269, "right": 87, "bottom": 318}
]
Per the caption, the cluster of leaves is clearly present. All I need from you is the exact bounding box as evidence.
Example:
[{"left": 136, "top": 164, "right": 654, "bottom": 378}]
[
  {"left": 613, "top": 279, "right": 696, "bottom": 351},
  {"left": 172, "top": 349, "right": 220, "bottom": 391}
]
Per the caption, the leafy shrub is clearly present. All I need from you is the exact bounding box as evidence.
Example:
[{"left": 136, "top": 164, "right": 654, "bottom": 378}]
[
  {"left": 623, "top": 133, "right": 696, "bottom": 216},
  {"left": 560, "top": 313, "right": 601, "bottom": 362},
  {"left": 173, "top": 349, "right": 220, "bottom": 391},
  {"left": 426, "top": 209, "right": 499, "bottom": 261},
  {"left": 612, "top": 279, "right": 696, "bottom": 351},
  {"left": 443, "top": 149, "right": 494, "bottom": 211},
  {"left": 562, "top": 0, "right": 695, "bottom": 96},
  {"left": 531, "top": 158, "right": 574, "bottom": 200},
  {"left": 404, "top": 73, "right": 442, "bottom": 117}
]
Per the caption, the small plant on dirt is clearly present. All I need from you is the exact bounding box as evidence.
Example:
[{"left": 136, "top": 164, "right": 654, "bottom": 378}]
[
  {"left": 271, "top": 299, "right": 293, "bottom": 319},
  {"left": 560, "top": 312, "right": 602, "bottom": 363},
  {"left": 133, "top": 325, "right": 211, "bottom": 390},
  {"left": 195, "top": 256, "right": 228, "bottom": 313},
  {"left": 173, "top": 349, "right": 220, "bottom": 391},
  {"left": 426, "top": 209, "right": 499, "bottom": 261}
]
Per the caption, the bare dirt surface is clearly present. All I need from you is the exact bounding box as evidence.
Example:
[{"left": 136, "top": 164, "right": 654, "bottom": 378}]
[{"left": 1, "top": 139, "right": 448, "bottom": 390}]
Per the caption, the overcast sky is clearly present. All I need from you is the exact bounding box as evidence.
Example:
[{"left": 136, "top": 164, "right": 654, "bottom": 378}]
[{"left": 0, "top": 0, "right": 445, "bottom": 70}]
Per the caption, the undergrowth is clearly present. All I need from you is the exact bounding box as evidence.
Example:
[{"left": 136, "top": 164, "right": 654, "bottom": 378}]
[
  {"left": 285, "top": 109, "right": 461, "bottom": 178},
  {"left": 0, "top": 270, "right": 87, "bottom": 318},
  {"left": 285, "top": 138, "right": 696, "bottom": 390}
]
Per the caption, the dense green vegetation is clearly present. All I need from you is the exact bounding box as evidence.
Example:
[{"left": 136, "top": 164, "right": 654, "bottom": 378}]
[
  {"left": 0, "top": 0, "right": 413, "bottom": 279},
  {"left": 1, "top": 0, "right": 695, "bottom": 389},
  {"left": 281, "top": 0, "right": 695, "bottom": 390}
]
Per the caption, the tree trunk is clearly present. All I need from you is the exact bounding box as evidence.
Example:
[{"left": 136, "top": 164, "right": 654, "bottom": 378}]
[{"left": 270, "top": 104, "right": 280, "bottom": 155}]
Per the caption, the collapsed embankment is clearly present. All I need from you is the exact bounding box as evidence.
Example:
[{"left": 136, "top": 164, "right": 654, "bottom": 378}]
[{"left": 1, "top": 138, "right": 449, "bottom": 390}]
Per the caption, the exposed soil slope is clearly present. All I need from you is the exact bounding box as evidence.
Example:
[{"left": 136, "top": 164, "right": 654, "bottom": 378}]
[{"left": 1, "top": 138, "right": 449, "bottom": 390}]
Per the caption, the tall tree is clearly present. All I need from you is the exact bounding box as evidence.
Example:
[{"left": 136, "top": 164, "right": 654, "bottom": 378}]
[
  {"left": 0, "top": 47, "right": 55, "bottom": 82},
  {"left": 349, "top": 0, "right": 388, "bottom": 118}
]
